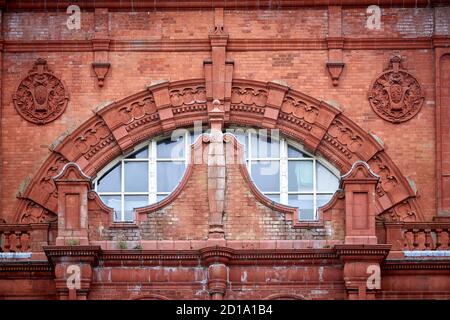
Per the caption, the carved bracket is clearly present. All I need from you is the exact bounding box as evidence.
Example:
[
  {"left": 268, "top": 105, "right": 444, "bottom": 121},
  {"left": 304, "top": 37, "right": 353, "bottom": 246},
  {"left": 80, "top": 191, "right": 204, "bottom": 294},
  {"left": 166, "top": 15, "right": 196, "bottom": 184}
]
[
  {"left": 326, "top": 62, "right": 345, "bottom": 87},
  {"left": 92, "top": 62, "right": 111, "bottom": 88}
]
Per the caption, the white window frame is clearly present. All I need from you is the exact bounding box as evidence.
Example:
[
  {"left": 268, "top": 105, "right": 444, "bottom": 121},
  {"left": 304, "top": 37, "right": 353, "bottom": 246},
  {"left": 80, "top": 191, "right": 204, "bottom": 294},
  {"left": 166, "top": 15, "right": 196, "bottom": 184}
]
[
  {"left": 94, "top": 127, "right": 339, "bottom": 222},
  {"left": 243, "top": 130, "right": 339, "bottom": 221},
  {"left": 94, "top": 131, "right": 192, "bottom": 222}
]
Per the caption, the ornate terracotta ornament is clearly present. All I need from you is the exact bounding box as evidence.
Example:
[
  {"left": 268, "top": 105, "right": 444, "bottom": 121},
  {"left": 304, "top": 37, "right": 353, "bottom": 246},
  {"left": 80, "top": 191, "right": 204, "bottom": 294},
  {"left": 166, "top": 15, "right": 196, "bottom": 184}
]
[
  {"left": 13, "top": 58, "right": 69, "bottom": 125},
  {"left": 368, "top": 55, "right": 424, "bottom": 123}
]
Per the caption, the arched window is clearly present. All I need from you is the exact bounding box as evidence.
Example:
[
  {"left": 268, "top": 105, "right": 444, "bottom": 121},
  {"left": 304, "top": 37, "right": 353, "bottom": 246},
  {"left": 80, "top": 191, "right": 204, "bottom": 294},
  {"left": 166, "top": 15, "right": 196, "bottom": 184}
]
[
  {"left": 94, "top": 127, "right": 340, "bottom": 222},
  {"left": 94, "top": 130, "right": 195, "bottom": 221},
  {"left": 230, "top": 128, "right": 340, "bottom": 221}
]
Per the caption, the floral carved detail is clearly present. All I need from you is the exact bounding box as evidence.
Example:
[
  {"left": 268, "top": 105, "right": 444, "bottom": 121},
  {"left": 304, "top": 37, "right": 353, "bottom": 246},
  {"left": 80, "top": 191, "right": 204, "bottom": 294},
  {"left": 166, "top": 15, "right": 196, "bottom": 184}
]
[
  {"left": 118, "top": 96, "right": 157, "bottom": 125},
  {"left": 74, "top": 120, "right": 114, "bottom": 160},
  {"left": 230, "top": 87, "right": 267, "bottom": 113},
  {"left": 324, "top": 119, "right": 363, "bottom": 159},
  {"left": 369, "top": 155, "right": 399, "bottom": 197},
  {"left": 20, "top": 201, "right": 57, "bottom": 223},
  {"left": 170, "top": 86, "right": 207, "bottom": 115},
  {"left": 12, "top": 58, "right": 69, "bottom": 125},
  {"left": 368, "top": 55, "right": 424, "bottom": 123},
  {"left": 280, "top": 96, "right": 319, "bottom": 130},
  {"left": 38, "top": 155, "right": 68, "bottom": 199},
  {"left": 380, "top": 200, "right": 417, "bottom": 222}
]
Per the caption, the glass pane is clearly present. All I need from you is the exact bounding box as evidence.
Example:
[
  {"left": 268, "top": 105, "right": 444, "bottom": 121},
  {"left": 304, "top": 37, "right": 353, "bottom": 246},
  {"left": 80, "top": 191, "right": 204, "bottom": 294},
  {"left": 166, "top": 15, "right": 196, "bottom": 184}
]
[
  {"left": 288, "top": 161, "right": 314, "bottom": 192},
  {"left": 157, "top": 194, "right": 168, "bottom": 202},
  {"left": 124, "top": 161, "right": 148, "bottom": 192},
  {"left": 124, "top": 195, "right": 148, "bottom": 222},
  {"left": 317, "top": 163, "right": 339, "bottom": 192},
  {"left": 157, "top": 135, "right": 185, "bottom": 159},
  {"left": 97, "top": 163, "right": 121, "bottom": 193},
  {"left": 317, "top": 194, "right": 334, "bottom": 209},
  {"left": 100, "top": 195, "right": 122, "bottom": 221},
  {"left": 265, "top": 194, "right": 280, "bottom": 203},
  {"left": 250, "top": 161, "right": 280, "bottom": 192},
  {"left": 288, "top": 145, "right": 311, "bottom": 158},
  {"left": 288, "top": 194, "right": 315, "bottom": 221},
  {"left": 157, "top": 161, "right": 186, "bottom": 192},
  {"left": 250, "top": 132, "right": 280, "bottom": 158},
  {"left": 126, "top": 147, "right": 148, "bottom": 159}
]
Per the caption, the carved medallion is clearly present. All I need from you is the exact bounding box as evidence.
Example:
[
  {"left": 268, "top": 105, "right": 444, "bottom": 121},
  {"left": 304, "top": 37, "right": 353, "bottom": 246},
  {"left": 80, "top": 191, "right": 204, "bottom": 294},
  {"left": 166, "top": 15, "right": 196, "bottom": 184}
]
[
  {"left": 13, "top": 58, "right": 69, "bottom": 125},
  {"left": 368, "top": 55, "right": 424, "bottom": 123}
]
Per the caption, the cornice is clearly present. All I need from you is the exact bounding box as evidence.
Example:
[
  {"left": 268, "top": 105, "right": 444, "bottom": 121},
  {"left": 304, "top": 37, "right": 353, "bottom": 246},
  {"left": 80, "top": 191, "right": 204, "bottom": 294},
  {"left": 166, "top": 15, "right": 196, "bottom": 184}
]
[
  {"left": 383, "top": 260, "right": 450, "bottom": 270},
  {"left": 0, "top": 261, "right": 53, "bottom": 273},
  {"left": 335, "top": 244, "right": 392, "bottom": 263},
  {"left": 43, "top": 245, "right": 102, "bottom": 266},
  {"left": 99, "top": 247, "right": 340, "bottom": 267},
  {"left": 2, "top": 38, "right": 446, "bottom": 53},
  {"left": 3, "top": 0, "right": 447, "bottom": 11}
]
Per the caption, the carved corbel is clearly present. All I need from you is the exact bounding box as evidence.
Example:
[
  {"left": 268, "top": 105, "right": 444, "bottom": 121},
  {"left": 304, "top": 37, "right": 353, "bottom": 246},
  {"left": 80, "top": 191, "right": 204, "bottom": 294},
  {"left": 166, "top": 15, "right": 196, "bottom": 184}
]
[
  {"left": 326, "top": 62, "right": 345, "bottom": 87},
  {"left": 326, "top": 6, "right": 345, "bottom": 86},
  {"left": 91, "top": 8, "right": 111, "bottom": 88}
]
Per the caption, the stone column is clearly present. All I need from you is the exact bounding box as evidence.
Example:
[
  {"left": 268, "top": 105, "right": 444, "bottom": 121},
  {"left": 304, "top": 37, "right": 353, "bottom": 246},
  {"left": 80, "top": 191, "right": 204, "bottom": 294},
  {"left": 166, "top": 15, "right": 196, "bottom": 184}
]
[{"left": 207, "top": 100, "right": 226, "bottom": 238}]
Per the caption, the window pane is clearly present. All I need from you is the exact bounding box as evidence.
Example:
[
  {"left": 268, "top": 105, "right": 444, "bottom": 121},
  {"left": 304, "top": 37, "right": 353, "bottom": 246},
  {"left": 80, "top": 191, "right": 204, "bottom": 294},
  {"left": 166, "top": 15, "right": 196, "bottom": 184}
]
[
  {"left": 317, "top": 163, "right": 339, "bottom": 192},
  {"left": 250, "top": 161, "right": 280, "bottom": 192},
  {"left": 124, "top": 161, "right": 148, "bottom": 192},
  {"left": 288, "top": 194, "right": 315, "bottom": 220},
  {"left": 97, "top": 163, "right": 121, "bottom": 192},
  {"left": 288, "top": 160, "right": 313, "bottom": 192},
  {"left": 157, "top": 136, "right": 185, "bottom": 158},
  {"left": 317, "top": 194, "right": 334, "bottom": 209},
  {"left": 100, "top": 195, "right": 122, "bottom": 221},
  {"left": 288, "top": 145, "right": 311, "bottom": 158},
  {"left": 126, "top": 147, "right": 148, "bottom": 159},
  {"left": 124, "top": 195, "right": 148, "bottom": 222},
  {"left": 250, "top": 133, "right": 280, "bottom": 158},
  {"left": 265, "top": 194, "right": 280, "bottom": 203},
  {"left": 157, "top": 194, "right": 167, "bottom": 202},
  {"left": 157, "top": 161, "right": 185, "bottom": 192}
]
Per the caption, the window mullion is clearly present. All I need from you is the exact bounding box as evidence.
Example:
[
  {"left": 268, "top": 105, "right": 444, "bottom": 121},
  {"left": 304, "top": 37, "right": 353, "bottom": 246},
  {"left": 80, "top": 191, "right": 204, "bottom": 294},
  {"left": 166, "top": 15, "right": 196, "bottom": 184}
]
[
  {"left": 121, "top": 159, "right": 125, "bottom": 221},
  {"left": 149, "top": 140, "right": 157, "bottom": 204},
  {"left": 313, "top": 158, "right": 317, "bottom": 220},
  {"left": 185, "top": 131, "right": 189, "bottom": 166},
  {"left": 247, "top": 131, "right": 252, "bottom": 175},
  {"left": 280, "top": 139, "right": 288, "bottom": 205}
]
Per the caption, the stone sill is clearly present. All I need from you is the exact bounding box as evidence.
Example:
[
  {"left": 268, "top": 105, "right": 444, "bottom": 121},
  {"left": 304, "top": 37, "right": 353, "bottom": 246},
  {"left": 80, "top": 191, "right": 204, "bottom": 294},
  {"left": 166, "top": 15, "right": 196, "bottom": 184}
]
[
  {"left": 292, "top": 221, "right": 325, "bottom": 228},
  {"left": 109, "top": 222, "right": 139, "bottom": 229}
]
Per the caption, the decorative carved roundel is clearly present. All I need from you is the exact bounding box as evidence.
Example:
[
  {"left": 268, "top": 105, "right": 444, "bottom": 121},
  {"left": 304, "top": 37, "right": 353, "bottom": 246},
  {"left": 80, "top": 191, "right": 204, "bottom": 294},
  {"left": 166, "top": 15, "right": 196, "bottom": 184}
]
[
  {"left": 368, "top": 55, "right": 424, "bottom": 124},
  {"left": 13, "top": 58, "right": 69, "bottom": 125}
]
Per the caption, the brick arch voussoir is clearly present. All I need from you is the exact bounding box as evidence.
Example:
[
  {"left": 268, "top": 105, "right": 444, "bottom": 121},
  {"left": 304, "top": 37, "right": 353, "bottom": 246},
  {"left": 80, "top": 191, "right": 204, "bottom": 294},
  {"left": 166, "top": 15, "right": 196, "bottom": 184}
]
[{"left": 13, "top": 78, "right": 423, "bottom": 223}]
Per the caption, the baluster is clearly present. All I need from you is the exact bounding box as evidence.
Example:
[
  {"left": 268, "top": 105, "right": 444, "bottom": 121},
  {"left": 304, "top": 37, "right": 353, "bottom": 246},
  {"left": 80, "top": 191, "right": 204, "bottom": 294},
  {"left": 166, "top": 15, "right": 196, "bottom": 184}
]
[
  {"left": 404, "top": 229, "right": 414, "bottom": 250},
  {"left": 418, "top": 229, "right": 427, "bottom": 250},
  {"left": 8, "top": 232, "right": 18, "bottom": 252},
  {"left": 441, "top": 228, "right": 450, "bottom": 250},
  {"left": 3, "top": 231, "right": 11, "bottom": 252},
  {"left": 21, "top": 232, "right": 30, "bottom": 252},
  {"left": 424, "top": 229, "right": 432, "bottom": 250},
  {"left": 436, "top": 229, "right": 442, "bottom": 250},
  {"left": 412, "top": 228, "right": 419, "bottom": 250},
  {"left": 15, "top": 231, "right": 22, "bottom": 252}
]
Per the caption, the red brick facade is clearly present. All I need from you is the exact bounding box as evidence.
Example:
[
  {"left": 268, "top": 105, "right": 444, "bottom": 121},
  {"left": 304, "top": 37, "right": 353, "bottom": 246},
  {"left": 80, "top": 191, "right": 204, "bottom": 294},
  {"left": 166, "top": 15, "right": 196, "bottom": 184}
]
[{"left": 0, "top": 0, "right": 450, "bottom": 300}]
